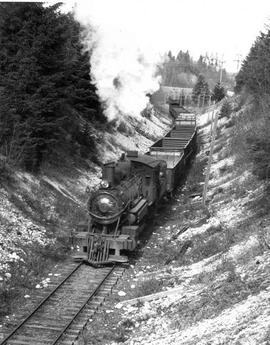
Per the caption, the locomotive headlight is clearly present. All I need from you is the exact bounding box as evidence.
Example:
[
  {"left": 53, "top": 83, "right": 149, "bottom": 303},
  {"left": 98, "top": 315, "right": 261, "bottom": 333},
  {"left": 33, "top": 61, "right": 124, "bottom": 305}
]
[
  {"left": 100, "top": 180, "right": 109, "bottom": 189},
  {"left": 97, "top": 196, "right": 114, "bottom": 214}
]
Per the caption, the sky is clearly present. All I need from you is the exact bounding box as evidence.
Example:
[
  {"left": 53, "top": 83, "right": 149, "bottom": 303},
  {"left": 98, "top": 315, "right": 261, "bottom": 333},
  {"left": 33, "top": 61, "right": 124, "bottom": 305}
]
[{"left": 59, "top": 0, "right": 270, "bottom": 73}]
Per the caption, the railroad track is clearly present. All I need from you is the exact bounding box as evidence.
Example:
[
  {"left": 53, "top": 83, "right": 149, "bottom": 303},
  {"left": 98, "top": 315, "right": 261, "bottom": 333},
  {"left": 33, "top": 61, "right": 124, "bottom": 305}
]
[{"left": 0, "top": 262, "right": 125, "bottom": 345}]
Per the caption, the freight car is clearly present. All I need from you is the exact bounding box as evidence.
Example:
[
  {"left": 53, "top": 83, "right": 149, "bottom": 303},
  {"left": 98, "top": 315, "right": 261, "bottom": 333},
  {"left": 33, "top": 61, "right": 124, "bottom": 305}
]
[
  {"left": 73, "top": 106, "right": 197, "bottom": 265},
  {"left": 150, "top": 112, "right": 197, "bottom": 193}
]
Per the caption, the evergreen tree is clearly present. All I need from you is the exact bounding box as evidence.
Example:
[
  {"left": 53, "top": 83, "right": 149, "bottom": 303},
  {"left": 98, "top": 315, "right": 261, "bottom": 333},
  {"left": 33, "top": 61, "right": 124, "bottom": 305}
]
[
  {"left": 219, "top": 100, "right": 231, "bottom": 118},
  {"left": 0, "top": 3, "right": 103, "bottom": 171},
  {"left": 183, "top": 51, "right": 191, "bottom": 65},
  {"left": 158, "top": 50, "right": 233, "bottom": 89},
  {"left": 176, "top": 50, "right": 184, "bottom": 61},
  {"left": 168, "top": 51, "right": 175, "bottom": 61},
  {"left": 197, "top": 55, "right": 207, "bottom": 70},
  {"left": 234, "top": 29, "right": 270, "bottom": 181},
  {"left": 235, "top": 30, "right": 270, "bottom": 96},
  {"left": 192, "top": 74, "right": 210, "bottom": 106},
  {"left": 212, "top": 82, "right": 226, "bottom": 102}
]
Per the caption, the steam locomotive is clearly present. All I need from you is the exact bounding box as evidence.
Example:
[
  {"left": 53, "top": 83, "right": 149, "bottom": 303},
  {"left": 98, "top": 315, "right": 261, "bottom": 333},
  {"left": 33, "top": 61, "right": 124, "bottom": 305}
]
[{"left": 73, "top": 105, "right": 197, "bottom": 265}]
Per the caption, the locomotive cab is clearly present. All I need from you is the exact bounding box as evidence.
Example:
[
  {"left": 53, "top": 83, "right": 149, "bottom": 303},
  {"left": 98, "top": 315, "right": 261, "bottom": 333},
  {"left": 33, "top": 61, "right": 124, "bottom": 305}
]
[{"left": 127, "top": 152, "right": 167, "bottom": 204}]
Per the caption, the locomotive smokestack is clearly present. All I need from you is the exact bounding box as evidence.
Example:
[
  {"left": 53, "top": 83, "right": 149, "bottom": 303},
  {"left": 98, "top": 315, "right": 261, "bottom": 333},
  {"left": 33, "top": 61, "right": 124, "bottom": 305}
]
[{"left": 103, "top": 163, "right": 115, "bottom": 185}]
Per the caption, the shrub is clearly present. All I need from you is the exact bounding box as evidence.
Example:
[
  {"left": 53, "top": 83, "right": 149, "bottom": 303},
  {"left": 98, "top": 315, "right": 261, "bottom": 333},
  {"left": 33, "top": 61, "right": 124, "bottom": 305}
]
[
  {"left": 0, "top": 159, "right": 14, "bottom": 183},
  {"left": 172, "top": 261, "right": 246, "bottom": 330},
  {"left": 117, "top": 121, "right": 129, "bottom": 134},
  {"left": 133, "top": 278, "right": 163, "bottom": 298},
  {"left": 185, "top": 155, "right": 207, "bottom": 194},
  {"left": 0, "top": 240, "right": 68, "bottom": 316},
  {"left": 231, "top": 97, "right": 270, "bottom": 180},
  {"left": 117, "top": 121, "right": 134, "bottom": 136},
  {"left": 219, "top": 100, "right": 232, "bottom": 118}
]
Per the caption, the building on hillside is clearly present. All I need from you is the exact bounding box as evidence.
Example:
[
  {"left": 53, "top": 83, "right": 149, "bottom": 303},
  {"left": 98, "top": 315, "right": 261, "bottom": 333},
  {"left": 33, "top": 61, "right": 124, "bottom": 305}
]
[{"left": 161, "top": 86, "right": 193, "bottom": 106}]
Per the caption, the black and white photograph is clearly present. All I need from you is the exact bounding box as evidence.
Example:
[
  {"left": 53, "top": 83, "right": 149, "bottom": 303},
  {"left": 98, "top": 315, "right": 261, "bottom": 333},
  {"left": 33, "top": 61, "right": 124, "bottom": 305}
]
[{"left": 0, "top": 0, "right": 270, "bottom": 344}]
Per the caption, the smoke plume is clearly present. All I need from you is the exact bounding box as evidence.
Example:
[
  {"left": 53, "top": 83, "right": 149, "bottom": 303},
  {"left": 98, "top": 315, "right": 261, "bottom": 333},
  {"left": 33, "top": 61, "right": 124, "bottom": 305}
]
[{"left": 74, "top": 0, "right": 164, "bottom": 120}]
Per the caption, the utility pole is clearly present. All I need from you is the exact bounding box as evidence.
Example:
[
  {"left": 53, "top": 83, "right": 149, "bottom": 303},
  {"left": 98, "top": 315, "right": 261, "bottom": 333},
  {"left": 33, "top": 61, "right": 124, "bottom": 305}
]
[
  {"left": 202, "top": 92, "right": 206, "bottom": 108},
  {"left": 219, "top": 56, "right": 225, "bottom": 84},
  {"left": 209, "top": 109, "right": 215, "bottom": 140},
  {"left": 234, "top": 54, "right": 242, "bottom": 72},
  {"left": 202, "top": 110, "right": 218, "bottom": 206}
]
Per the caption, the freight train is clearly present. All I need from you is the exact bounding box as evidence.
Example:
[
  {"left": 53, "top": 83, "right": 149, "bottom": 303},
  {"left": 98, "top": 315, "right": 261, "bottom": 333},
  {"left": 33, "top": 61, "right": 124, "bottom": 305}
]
[{"left": 73, "top": 104, "right": 197, "bottom": 265}]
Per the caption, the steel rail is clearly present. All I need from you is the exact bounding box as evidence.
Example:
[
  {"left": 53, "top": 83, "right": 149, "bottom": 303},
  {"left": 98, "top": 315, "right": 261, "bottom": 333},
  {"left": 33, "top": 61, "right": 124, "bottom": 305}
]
[
  {"left": 0, "top": 262, "right": 83, "bottom": 345},
  {"left": 51, "top": 265, "right": 116, "bottom": 345}
]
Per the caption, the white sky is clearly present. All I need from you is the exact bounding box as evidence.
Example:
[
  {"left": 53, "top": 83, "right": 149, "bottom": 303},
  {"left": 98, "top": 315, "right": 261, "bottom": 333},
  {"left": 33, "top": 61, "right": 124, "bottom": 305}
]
[{"left": 57, "top": 0, "right": 270, "bottom": 72}]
